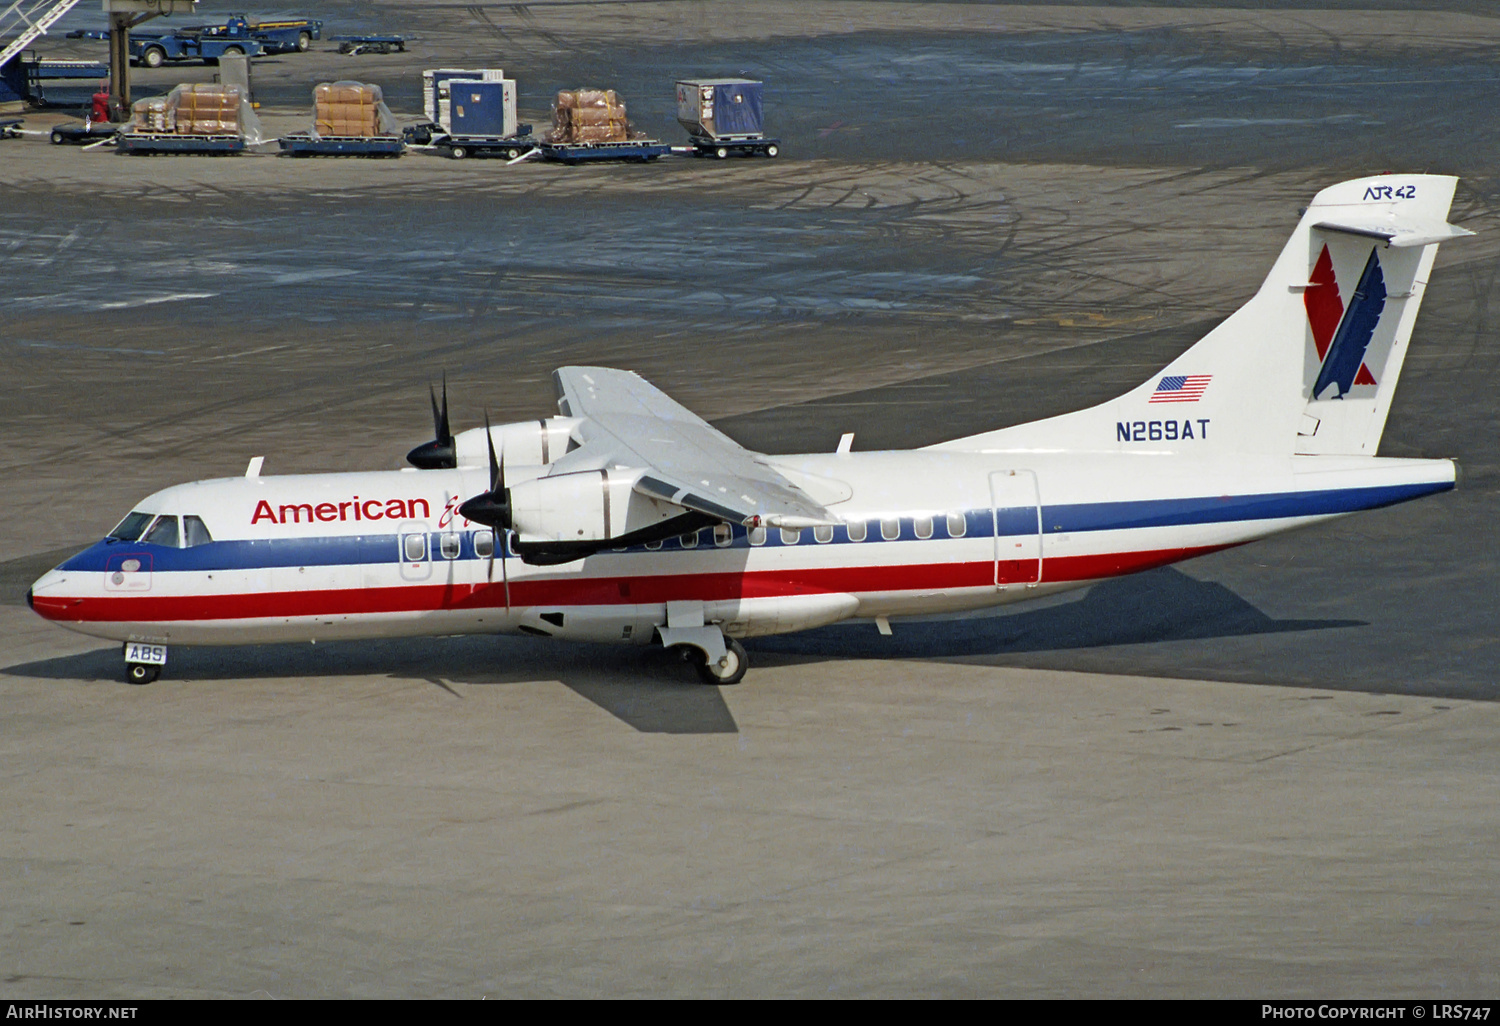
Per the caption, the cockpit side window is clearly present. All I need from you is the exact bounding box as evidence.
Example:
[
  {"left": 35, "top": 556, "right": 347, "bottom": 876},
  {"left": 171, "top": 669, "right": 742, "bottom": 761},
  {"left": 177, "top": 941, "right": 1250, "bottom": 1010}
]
[
  {"left": 108, "top": 511, "right": 155, "bottom": 541},
  {"left": 142, "top": 515, "right": 180, "bottom": 548},
  {"left": 183, "top": 516, "right": 214, "bottom": 547}
]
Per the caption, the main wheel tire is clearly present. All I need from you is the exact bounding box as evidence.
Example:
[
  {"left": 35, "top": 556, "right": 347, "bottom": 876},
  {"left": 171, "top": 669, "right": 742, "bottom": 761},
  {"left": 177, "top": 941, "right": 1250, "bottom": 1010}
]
[
  {"left": 297, "top": 31, "right": 312, "bottom": 52},
  {"left": 449, "top": 145, "right": 467, "bottom": 159},
  {"left": 692, "top": 637, "right": 747, "bottom": 686},
  {"left": 126, "top": 663, "right": 159, "bottom": 685},
  {"left": 142, "top": 46, "right": 165, "bottom": 69},
  {"left": 764, "top": 143, "right": 779, "bottom": 158}
]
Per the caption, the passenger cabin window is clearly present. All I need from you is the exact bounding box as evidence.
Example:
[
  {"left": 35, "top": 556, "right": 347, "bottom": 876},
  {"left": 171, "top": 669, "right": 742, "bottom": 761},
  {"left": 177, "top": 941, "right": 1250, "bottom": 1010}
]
[
  {"left": 143, "top": 515, "right": 179, "bottom": 548},
  {"left": 403, "top": 533, "right": 427, "bottom": 562},
  {"left": 946, "top": 512, "right": 967, "bottom": 538},
  {"left": 814, "top": 525, "right": 833, "bottom": 544},
  {"left": 881, "top": 518, "right": 901, "bottom": 541},
  {"left": 780, "top": 527, "right": 800, "bottom": 546},
  {"left": 440, "top": 532, "right": 461, "bottom": 559},
  {"left": 473, "top": 530, "right": 494, "bottom": 558},
  {"left": 914, "top": 516, "right": 933, "bottom": 540},
  {"left": 714, "top": 524, "right": 733, "bottom": 547},
  {"left": 183, "top": 515, "right": 213, "bottom": 546},
  {"left": 846, "top": 520, "right": 867, "bottom": 543},
  {"left": 109, "top": 511, "right": 155, "bottom": 541},
  {"left": 748, "top": 527, "right": 766, "bottom": 546}
]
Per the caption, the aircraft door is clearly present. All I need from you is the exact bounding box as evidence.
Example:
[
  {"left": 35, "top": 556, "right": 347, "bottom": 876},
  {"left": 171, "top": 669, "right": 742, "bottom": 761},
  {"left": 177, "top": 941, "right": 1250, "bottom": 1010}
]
[
  {"left": 989, "top": 470, "right": 1041, "bottom": 589},
  {"left": 398, "top": 522, "right": 433, "bottom": 582}
]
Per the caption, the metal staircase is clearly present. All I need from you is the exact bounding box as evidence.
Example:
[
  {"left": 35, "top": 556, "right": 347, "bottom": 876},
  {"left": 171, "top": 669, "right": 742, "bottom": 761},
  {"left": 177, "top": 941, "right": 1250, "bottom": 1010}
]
[{"left": 0, "top": 0, "right": 83, "bottom": 70}]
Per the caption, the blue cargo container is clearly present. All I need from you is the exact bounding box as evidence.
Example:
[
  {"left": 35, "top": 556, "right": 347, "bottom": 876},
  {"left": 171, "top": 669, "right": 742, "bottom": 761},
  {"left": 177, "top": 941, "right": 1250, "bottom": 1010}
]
[
  {"left": 675, "top": 78, "right": 764, "bottom": 139},
  {"left": 448, "top": 80, "right": 513, "bottom": 137}
]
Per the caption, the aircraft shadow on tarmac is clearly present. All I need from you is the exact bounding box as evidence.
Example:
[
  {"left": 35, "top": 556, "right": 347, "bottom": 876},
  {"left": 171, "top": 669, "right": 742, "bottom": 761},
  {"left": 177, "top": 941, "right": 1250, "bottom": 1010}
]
[
  {"left": 5, "top": 569, "right": 1360, "bottom": 734},
  {"left": 752, "top": 567, "right": 1363, "bottom": 662}
]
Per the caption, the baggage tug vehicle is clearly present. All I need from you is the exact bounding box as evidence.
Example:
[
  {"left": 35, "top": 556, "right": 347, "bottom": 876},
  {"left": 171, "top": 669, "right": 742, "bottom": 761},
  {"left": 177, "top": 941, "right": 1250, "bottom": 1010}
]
[{"left": 29, "top": 176, "right": 1469, "bottom": 685}]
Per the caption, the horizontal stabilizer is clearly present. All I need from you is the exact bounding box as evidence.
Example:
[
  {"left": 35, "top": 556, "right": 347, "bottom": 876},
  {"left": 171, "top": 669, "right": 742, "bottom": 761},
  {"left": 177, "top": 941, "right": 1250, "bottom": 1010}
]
[{"left": 1314, "top": 219, "right": 1474, "bottom": 248}]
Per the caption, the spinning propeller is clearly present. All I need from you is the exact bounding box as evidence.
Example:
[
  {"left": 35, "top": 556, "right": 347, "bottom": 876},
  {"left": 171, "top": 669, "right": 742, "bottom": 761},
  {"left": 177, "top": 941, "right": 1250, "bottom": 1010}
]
[
  {"left": 406, "top": 377, "right": 457, "bottom": 470},
  {"left": 458, "top": 413, "right": 514, "bottom": 609}
]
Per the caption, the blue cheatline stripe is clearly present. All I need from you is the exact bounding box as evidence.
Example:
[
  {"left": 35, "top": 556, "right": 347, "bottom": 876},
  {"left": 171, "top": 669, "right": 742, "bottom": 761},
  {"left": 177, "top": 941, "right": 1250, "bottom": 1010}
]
[
  {"left": 1042, "top": 480, "right": 1450, "bottom": 534},
  {"left": 55, "top": 480, "right": 1450, "bottom": 574}
]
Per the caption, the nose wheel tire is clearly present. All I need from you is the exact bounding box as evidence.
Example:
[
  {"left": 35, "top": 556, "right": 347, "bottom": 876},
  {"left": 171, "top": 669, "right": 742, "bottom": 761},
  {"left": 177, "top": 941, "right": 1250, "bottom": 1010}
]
[
  {"left": 126, "top": 663, "right": 160, "bottom": 685},
  {"left": 690, "top": 637, "right": 747, "bottom": 686}
]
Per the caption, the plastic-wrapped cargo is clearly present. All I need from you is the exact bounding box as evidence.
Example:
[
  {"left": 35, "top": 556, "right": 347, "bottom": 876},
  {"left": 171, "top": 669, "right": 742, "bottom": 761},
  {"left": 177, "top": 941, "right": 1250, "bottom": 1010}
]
[
  {"left": 126, "top": 84, "right": 264, "bottom": 143},
  {"left": 311, "top": 81, "right": 397, "bottom": 139},
  {"left": 548, "top": 88, "right": 637, "bottom": 144},
  {"left": 676, "top": 79, "right": 764, "bottom": 139},
  {"left": 130, "top": 96, "right": 171, "bottom": 133}
]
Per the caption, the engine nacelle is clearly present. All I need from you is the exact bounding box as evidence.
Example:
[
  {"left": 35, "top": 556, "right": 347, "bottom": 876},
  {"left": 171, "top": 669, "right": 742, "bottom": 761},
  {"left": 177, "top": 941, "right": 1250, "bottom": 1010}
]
[
  {"left": 509, "top": 468, "right": 688, "bottom": 545},
  {"left": 454, "top": 417, "right": 580, "bottom": 468}
]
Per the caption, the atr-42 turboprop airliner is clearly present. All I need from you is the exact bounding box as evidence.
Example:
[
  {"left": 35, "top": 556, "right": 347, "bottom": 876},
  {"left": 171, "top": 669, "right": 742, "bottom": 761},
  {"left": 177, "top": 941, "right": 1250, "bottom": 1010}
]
[{"left": 29, "top": 175, "right": 1471, "bottom": 685}]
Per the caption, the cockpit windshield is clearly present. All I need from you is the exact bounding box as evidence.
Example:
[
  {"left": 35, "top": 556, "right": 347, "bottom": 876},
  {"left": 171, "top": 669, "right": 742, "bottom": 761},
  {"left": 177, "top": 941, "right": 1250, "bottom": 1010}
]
[
  {"left": 107, "top": 511, "right": 214, "bottom": 546},
  {"left": 142, "top": 516, "right": 179, "bottom": 547},
  {"left": 108, "top": 511, "right": 155, "bottom": 541},
  {"left": 184, "top": 515, "right": 212, "bottom": 546}
]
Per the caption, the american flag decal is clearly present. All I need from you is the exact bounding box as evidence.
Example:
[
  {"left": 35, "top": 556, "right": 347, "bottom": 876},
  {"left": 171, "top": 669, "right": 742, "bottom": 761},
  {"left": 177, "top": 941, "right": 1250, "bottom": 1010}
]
[{"left": 1148, "top": 374, "right": 1211, "bottom": 403}]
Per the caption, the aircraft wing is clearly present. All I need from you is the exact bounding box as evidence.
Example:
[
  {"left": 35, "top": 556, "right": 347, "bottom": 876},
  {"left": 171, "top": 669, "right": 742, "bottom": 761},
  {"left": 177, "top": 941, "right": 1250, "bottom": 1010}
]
[{"left": 547, "top": 366, "right": 835, "bottom": 527}]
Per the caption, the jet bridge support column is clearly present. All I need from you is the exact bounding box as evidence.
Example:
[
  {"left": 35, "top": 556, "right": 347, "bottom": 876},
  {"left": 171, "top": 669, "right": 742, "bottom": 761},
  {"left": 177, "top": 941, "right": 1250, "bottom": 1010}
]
[{"left": 103, "top": 0, "right": 197, "bottom": 121}]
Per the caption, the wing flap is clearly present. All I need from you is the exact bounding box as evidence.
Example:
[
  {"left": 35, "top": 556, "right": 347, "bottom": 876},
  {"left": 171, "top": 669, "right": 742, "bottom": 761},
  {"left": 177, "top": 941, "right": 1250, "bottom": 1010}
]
[{"left": 550, "top": 367, "right": 836, "bottom": 526}]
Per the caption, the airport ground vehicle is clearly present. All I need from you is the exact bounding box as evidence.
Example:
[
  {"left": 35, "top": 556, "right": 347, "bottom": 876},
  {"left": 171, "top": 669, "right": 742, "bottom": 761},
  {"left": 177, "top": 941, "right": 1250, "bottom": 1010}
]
[
  {"left": 130, "top": 29, "right": 263, "bottom": 68},
  {"left": 197, "top": 15, "right": 321, "bottom": 54},
  {"left": 27, "top": 175, "right": 1470, "bottom": 686}
]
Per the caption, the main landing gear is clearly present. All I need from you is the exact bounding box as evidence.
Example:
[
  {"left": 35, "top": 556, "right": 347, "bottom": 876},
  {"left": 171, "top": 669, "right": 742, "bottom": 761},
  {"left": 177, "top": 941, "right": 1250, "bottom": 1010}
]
[
  {"left": 685, "top": 637, "right": 748, "bottom": 686},
  {"left": 657, "top": 602, "right": 748, "bottom": 685},
  {"left": 123, "top": 642, "right": 166, "bottom": 685}
]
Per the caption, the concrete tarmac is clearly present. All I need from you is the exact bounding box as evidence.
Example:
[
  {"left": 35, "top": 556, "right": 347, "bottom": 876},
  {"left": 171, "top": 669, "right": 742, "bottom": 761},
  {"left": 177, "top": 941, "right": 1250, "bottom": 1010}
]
[{"left": 1, "top": 0, "right": 1497, "bottom": 999}]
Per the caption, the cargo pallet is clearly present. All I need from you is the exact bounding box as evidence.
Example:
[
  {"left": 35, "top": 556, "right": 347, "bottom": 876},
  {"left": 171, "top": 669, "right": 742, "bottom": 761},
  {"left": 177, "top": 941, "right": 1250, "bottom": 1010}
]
[
  {"left": 278, "top": 133, "right": 404, "bottom": 157},
  {"left": 332, "top": 35, "right": 406, "bottom": 55},
  {"left": 434, "top": 130, "right": 536, "bottom": 160},
  {"left": 540, "top": 139, "right": 673, "bottom": 165},
  {"left": 116, "top": 132, "right": 245, "bottom": 155},
  {"left": 687, "top": 135, "right": 780, "bottom": 159}
]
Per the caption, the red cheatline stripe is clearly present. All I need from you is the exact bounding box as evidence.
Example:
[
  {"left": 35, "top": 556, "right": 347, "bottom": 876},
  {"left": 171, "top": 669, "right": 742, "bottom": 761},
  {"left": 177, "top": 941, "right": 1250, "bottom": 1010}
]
[{"left": 31, "top": 545, "right": 1232, "bottom": 624}]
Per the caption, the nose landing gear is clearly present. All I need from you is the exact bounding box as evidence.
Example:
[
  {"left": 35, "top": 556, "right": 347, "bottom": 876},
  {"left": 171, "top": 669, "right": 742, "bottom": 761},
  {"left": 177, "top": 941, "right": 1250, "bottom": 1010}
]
[{"left": 123, "top": 642, "right": 166, "bottom": 685}]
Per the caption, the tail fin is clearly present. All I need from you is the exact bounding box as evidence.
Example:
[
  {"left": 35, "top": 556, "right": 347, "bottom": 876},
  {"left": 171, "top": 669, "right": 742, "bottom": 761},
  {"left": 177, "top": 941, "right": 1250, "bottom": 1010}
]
[{"left": 939, "top": 175, "right": 1472, "bottom": 456}]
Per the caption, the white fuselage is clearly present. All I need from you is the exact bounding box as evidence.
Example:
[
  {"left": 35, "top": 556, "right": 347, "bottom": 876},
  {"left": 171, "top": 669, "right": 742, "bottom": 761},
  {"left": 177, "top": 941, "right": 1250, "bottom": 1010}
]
[{"left": 28, "top": 448, "right": 1454, "bottom": 648}]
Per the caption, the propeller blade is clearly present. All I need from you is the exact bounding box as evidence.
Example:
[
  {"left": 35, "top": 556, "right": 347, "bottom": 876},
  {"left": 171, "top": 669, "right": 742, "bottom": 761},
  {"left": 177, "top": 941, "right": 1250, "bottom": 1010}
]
[
  {"left": 457, "top": 411, "right": 513, "bottom": 530},
  {"left": 438, "top": 374, "right": 452, "bottom": 445},
  {"left": 407, "top": 376, "right": 457, "bottom": 469},
  {"left": 486, "top": 411, "right": 500, "bottom": 491}
]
